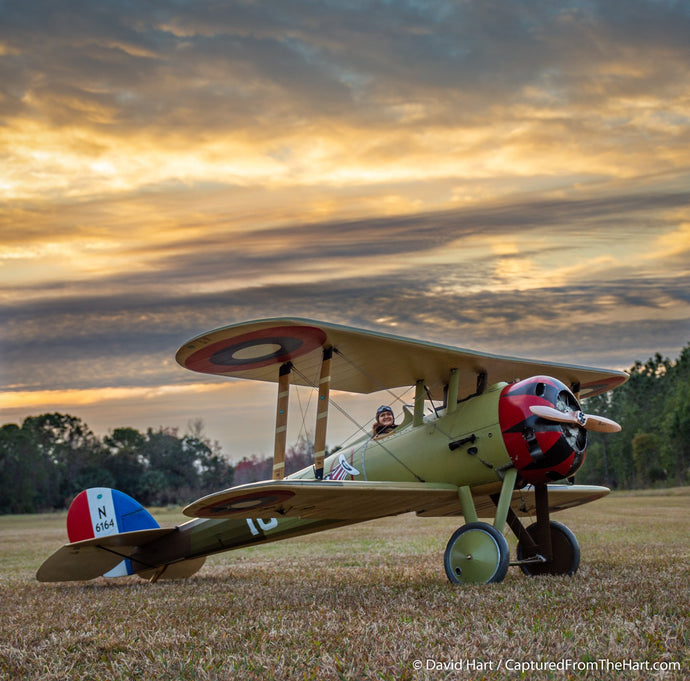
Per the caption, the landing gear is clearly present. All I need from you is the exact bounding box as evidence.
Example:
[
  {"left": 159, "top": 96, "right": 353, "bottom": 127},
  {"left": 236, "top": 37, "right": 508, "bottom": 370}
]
[
  {"left": 444, "top": 522, "right": 510, "bottom": 584},
  {"left": 444, "top": 478, "right": 583, "bottom": 584},
  {"left": 516, "top": 520, "right": 580, "bottom": 576}
]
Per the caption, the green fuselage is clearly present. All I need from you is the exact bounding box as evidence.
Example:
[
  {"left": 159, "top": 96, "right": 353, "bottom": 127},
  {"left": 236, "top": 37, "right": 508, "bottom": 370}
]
[{"left": 133, "top": 384, "right": 511, "bottom": 571}]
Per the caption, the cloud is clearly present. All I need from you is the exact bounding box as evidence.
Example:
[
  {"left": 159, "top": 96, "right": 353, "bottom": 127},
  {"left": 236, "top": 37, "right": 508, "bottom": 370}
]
[
  {"left": 2, "top": 1, "right": 690, "bottom": 454},
  {"left": 2, "top": 0, "right": 690, "bottom": 205},
  {"left": 0, "top": 381, "right": 233, "bottom": 410},
  {"left": 2, "top": 185, "right": 689, "bottom": 397},
  {"left": 3, "top": 179, "right": 688, "bottom": 300}
]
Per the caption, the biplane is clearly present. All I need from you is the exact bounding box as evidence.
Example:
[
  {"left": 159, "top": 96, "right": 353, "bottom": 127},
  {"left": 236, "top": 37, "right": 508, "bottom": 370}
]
[{"left": 38, "top": 318, "right": 627, "bottom": 586}]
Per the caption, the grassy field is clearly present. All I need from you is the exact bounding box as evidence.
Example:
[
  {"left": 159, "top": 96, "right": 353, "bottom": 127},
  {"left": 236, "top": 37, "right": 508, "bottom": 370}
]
[{"left": 1, "top": 490, "right": 688, "bottom": 680}]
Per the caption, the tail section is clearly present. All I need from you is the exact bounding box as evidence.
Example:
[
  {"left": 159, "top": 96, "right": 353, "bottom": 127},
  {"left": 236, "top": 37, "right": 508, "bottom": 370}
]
[
  {"left": 37, "top": 487, "right": 205, "bottom": 582},
  {"left": 67, "top": 488, "right": 160, "bottom": 577}
]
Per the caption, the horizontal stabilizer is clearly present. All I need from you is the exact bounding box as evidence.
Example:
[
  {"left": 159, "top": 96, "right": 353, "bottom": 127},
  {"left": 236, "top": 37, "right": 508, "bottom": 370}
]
[{"left": 36, "top": 528, "right": 175, "bottom": 582}]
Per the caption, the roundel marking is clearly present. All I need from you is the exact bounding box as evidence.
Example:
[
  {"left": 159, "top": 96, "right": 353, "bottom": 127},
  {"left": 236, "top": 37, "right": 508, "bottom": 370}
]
[
  {"left": 184, "top": 325, "right": 327, "bottom": 374},
  {"left": 204, "top": 490, "right": 295, "bottom": 515}
]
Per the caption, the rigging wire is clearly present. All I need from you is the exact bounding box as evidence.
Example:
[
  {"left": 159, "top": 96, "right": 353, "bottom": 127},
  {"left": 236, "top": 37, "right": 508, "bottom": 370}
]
[
  {"left": 289, "top": 363, "right": 372, "bottom": 442},
  {"left": 290, "top": 358, "right": 427, "bottom": 482},
  {"left": 332, "top": 347, "right": 412, "bottom": 410},
  {"left": 333, "top": 346, "right": 448, "bottom": 428},
  {"left": 294, "top": 383, "right": 314, "bottom": 442}
]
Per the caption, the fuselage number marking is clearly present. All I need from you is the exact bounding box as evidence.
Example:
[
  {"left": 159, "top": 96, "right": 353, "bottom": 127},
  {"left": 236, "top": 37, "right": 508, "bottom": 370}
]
[{"left": 247, "top": 518, "right": 278, "bottom": 536}]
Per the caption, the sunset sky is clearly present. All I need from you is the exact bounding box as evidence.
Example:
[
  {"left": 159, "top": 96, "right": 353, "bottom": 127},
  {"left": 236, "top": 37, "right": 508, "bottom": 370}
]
[{"left": 2, "top": 0, "right": 689, "bottom": 460}]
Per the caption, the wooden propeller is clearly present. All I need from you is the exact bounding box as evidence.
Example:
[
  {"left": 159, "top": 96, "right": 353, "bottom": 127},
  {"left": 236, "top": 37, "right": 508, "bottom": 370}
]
[{"left": 529, "top": 405, "right": 621, "bottom": 433}]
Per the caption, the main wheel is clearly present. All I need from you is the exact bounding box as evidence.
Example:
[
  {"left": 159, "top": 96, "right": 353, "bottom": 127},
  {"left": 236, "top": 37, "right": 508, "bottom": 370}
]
[
  {"left": 516, "top": 520, "right": 580, "bottom": 576},
  {"left": 444, "top": 522, "right": 510, "bottom": 584}
]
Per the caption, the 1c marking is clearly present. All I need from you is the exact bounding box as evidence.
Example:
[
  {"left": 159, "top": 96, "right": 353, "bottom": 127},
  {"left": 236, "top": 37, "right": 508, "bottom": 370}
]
[{"left": 247, "top": 518, "right": 278, "bottom": 536}]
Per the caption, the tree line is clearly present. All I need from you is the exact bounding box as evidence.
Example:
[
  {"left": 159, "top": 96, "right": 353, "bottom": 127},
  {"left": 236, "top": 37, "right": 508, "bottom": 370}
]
[
  {"left": 1, "top": 345, "right": 687, "bottom": 514},
  {"left": 0, "top": 414, "right": 313, "bottom": 514},
  {"left": 579, "top": 343, "right": 689, "bottom": 489}
]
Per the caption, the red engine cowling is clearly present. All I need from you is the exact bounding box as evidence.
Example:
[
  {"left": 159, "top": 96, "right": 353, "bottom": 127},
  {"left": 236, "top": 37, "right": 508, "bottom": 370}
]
[{"left": 498, "top": 376, "right": 587, "bottom": 486}]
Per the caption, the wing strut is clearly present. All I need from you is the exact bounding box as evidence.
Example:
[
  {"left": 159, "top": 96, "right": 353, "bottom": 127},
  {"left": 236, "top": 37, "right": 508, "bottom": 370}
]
[
  {"left": 413, "top": 379, "right": 425, "bottom": 426},
  {"left": 446, "top": 368, "right": 459, "bottom": 413},
  {"left": 273, "top": 362, "right": 292, "bottom": 480},
  {"left": 313, "top": 347, "right": 333, "bottom": 480}
]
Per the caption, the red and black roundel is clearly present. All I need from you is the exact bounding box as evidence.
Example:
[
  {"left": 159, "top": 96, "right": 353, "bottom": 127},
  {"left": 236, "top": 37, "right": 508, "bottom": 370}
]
[
  {"left": 204, "top": 490, "right": 295, "bottom": 515},
  {"left": 183, "top": 325, "right": 327, "bottom": 374}
]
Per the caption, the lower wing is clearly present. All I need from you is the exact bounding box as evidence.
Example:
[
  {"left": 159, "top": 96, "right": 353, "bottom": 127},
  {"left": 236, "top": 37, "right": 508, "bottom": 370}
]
[{"left": 183, "top": 479, "right": 609, "bottom": 520}]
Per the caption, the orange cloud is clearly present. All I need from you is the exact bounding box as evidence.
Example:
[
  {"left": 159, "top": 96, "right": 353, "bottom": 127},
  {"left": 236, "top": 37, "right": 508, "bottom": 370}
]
[{"left": 0, "top": 382, "right": 236, "bottom": 410}]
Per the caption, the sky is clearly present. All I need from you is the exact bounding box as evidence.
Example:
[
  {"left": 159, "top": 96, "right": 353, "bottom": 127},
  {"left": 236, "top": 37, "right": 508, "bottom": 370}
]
[{"left": 1, "top": 0, "right": 689, "bottom": 461}]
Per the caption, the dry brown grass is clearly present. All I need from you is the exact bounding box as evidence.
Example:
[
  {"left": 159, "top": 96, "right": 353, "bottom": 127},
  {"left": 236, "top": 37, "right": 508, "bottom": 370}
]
[{"left": 1, "top": 490, "right": 688, "bottom": 680}]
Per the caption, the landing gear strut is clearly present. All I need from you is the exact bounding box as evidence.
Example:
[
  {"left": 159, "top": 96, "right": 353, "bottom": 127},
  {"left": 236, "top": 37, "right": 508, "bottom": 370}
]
[{"left": 444, "top": 470, "right": 515, "bottom": 585}]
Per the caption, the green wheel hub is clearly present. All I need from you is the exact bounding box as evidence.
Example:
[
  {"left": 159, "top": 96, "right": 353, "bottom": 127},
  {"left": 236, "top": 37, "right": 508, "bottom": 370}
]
[{"left": 444, "top": 522, "right": 510, "bottom": 584}]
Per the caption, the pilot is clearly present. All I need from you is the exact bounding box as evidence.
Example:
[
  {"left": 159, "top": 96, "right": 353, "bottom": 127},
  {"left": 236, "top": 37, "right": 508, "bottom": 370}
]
[{"left": 373, "top": 405, "right": 397, "bottom": 437}]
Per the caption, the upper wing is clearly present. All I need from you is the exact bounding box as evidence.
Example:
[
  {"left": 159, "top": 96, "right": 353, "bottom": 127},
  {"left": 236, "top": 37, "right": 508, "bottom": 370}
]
[
  {"left": 176, "top": 318, "right": 628, "bottom": 400},
  {"left": 182, "top": 479, "right": 610, "bottom": 521}
]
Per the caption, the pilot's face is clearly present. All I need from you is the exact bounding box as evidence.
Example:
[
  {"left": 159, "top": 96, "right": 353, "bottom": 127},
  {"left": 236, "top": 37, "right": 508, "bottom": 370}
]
[{"left": 378, "top": 410, "right": 394, "bottom": 426}]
